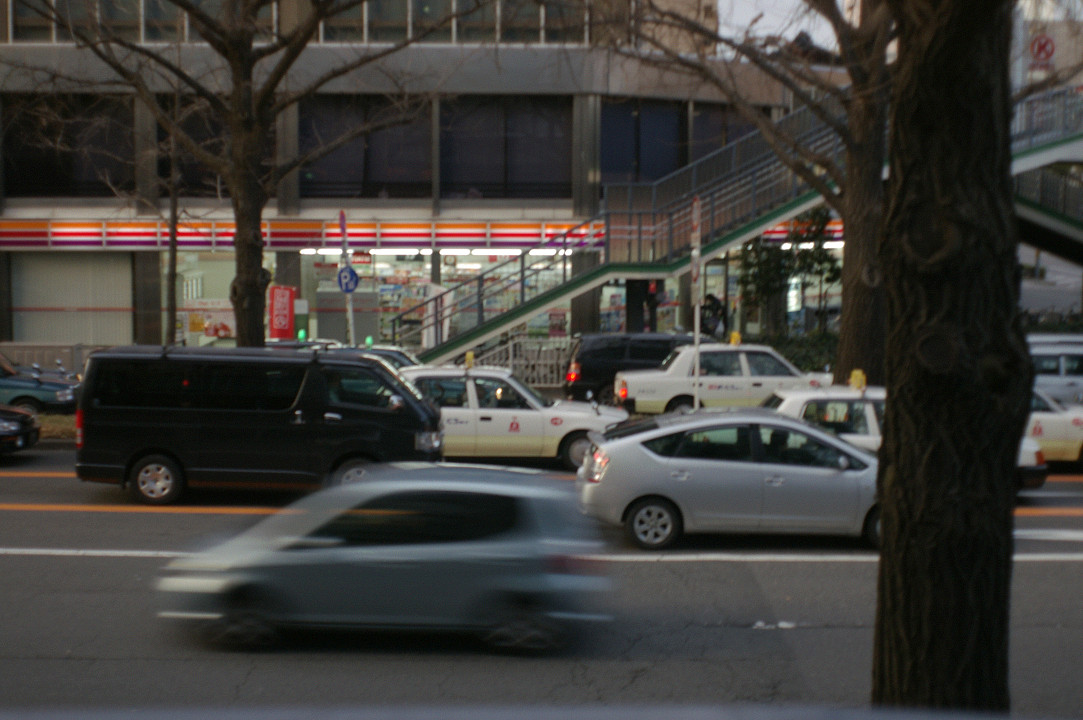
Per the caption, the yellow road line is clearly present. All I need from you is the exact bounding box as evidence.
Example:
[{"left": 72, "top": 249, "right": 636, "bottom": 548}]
[
  {"left": 0, "top": 471, "right": 77, "bottom": 478},
  {"left": 0, "top": 503, "right": 279, "bottom": 515},
  {"left": 1014, "top": 507, "right": 1083, "bottom": 517}
]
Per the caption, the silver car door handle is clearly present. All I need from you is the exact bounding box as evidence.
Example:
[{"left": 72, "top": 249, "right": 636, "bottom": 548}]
[
  {"left": 765, "top": 476, "right": 785, "bottom": 487},
  {"left": 670, "top": 470, "right": 690, "bottom": 481},
  {"left": 324, "top": 412, "right": 343, "bottom": 422}
]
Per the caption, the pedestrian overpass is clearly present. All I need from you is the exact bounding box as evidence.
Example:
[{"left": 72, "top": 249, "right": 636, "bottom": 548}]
[{"left": 395, "top": 89, "right": 1083, "bottom": 365}]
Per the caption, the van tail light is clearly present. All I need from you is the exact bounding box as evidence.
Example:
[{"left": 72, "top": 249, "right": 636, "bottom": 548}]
[
  {"left": 566, "top": 362, "right": 581, "bottom": 384},
  {"left": 75, "top": 409, "right": 84, "bottom": 449},
  {"left": 618, "top": 381, "right": 628, "bottom": 401}
]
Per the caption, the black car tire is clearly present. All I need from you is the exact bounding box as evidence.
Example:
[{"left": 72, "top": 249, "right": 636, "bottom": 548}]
[
  {"left": 625, "top": 497, "right": 682, "bottom": 550},
  {"left": 481, "top": 598, "right": 566, "bottom": 654},
  {"left": 129, "top": 454, "right": 184, "bottom": 505},
  {"left": 863, "top": 505, "right": 882, "bottom": 549},
  {"left": 329, "top": 458, "right": 371, "bottom": 486},
  {"left": 10, "top": 398, "right": 43, "bottom": 416},
  {"left": 664, "top": 396, "right": 695, "bottom": 414},
  {"left": 597, "top": 384, "right": 615, "bottom": 406},
  {"left": 205, "top": 589, "right": 279, "bottom": 650},
  {"left": 559, "top": 431, "right": 592, "bottom": 470}
]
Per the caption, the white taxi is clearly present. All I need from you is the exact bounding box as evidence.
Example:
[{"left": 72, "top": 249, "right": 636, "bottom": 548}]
[
  {"left": 615, "top": 342, "right": 832, "bottom": 414},
  {"left": 764, "top": 385, "right": 1048, "bottom": 490},
  {"left": 1027, "top": 388, "right": 1083, "bottom": 466},
  {"left": 400, "top": 365, "right": 628, "bottom": 469}
]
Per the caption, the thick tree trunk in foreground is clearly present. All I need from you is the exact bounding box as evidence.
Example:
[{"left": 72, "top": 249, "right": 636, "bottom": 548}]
[
  {"left": 228, "top": 111, "right": 272, "bottom": 348},
  {"left": 873, "top": 0, "right": 1031, "bottom": 710}
]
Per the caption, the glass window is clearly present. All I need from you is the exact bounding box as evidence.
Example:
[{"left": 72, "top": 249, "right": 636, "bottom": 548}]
[
  {"left": 102, "top": 0, "right": 141, "bottom": 40},
  {"left": 145, "top": 0, "right": 183, "bottom": 41},
  {"left": 759, "top": 426, "right": 845, "bottom": 468},
  {"left": 642, "top": 431, "right": 683, "bottom": 457},
  {"left": 1064, "top": 354, "right": 1083, "bottom": 376},
  {"left": 638, "top": 101, "right": 683, "bottom": 181},
  {"left": 746, "top": 351, "right": 797, "bottom": 377},
  {"left": 801, "top": 400, "right": 869, "bottom": 435},
  {"left": 440, "top": 98, "right": 504, "bottom": 197},
  {"left": 543, "top": 0, "right": 584, "bottom": 42},
  {"left": 413, "top": 0, "right": 452, "bottom": 40},
  {"left": 675, "top": 425, "right": 754, "bottom": 462},
  {"left": 91, "top": 360, "right": 197, "bottom": 408},
  {"left": 505, "top": 97, "right": 572, "bottom": 198},
  {"left": 2, "top": 95, "right": 135, "bottom": 197},
  {"left": 457, "top": 0, "right": 495, "bottom": 41},
  {"left": 369, "top": 0, "right": 408, "bottom": 42},
  {"left": 473, "top": 377, "right": 532, "bottom": 409},
  {"left": 13, "top": 0, "right": 54, "bottom": 41},
  {"left": 701, "top": 351, "right": 742, "bottom": 376},
  {"left": 324, "top": 367, "right": 398, "bottom": 409},
  {"left": 365, "top": 106, "right": 433, "bottom": 198},
  {"left": 501, "top": 0, "right": 540, "bottom": 42},
  {"left": 600, "top": 100, "right": 637, "bottom": 184},
  {"left": 322, "top": 3, "right": 364, "bottom": 41},
  {"left": 1033, "top": 354, "right": 1061, "bottom": 375},
  {"left": 413, "top": 376, "right": 469, "bottom": 408},
  {"left": 308, "top": 491, "right": 519, "bottom": 545},
  {"left": 298, "top": 96, "right": 367, "bottom": 197},
  {"left": 203, "top": 364, "right": 306, "bottom": 411}
]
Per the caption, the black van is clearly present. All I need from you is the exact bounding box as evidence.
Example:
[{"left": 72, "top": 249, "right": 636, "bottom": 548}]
[
  {"left": 75, "top": 346, "right": 442, "bottom": 504},
  {"left": 563, "top": 332, "right": 693, "bottom": 403}
]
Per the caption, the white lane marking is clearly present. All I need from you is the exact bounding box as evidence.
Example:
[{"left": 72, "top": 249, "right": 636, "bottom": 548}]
[
  {"left": 1015, "top": 529, "right": 1083, "bottom": 542},
  {"left": 0, "top": 548, "right": 184, "bottom": 558}
]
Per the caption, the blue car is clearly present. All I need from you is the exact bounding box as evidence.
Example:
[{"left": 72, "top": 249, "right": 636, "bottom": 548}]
[{"left": 0, "top": 355, "right": 77, "bottom": 415}]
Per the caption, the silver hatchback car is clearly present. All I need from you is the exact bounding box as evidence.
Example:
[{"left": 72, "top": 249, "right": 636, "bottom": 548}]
[
  {"left": 156, "top": 463, "right": 612, "bottom": 652},
  {"left": 577, "top": 409, "right": 880, "bottom": 550}
]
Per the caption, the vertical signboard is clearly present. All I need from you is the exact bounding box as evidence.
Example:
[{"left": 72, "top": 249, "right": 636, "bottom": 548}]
[{"left": 268, "top": 285, "right": 297, "bottom": 340}]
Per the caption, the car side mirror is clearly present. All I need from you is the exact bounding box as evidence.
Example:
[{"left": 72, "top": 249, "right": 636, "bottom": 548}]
[{"left": 388, "top": 394, "right": 406, "bottom": 412}]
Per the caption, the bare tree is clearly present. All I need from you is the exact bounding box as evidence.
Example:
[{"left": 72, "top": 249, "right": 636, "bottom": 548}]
[
  {"left": 10, "top": 0, "right": 471, "bottom": 345},
  {"left": 873, "top": 0, "right": 1031, "bottom": 709}
]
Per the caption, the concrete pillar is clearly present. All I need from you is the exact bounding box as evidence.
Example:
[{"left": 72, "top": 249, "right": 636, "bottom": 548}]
[
  {"left": 276, "top": 103, "right": 300, "bottom": 216},
  {"left": 132, "top": 253, "right": 163, "bottom": 344},
  {"left": 275, "top": 251, "right": 301, "bottom": 287},
  {"left": 570, "top": 250, "right": 601, "bottom": 334},
  {"left": 0, "top": 254, "right": 12, "bottom": 342},
  {"left": 134, "top": 98, "right": 159, "bottom": 215},
  {"left": 572, "top": 95, "right": 601, "bottom": 217},
  {"left": 432, "top": 97, "right": 441, "bottom": 216}
]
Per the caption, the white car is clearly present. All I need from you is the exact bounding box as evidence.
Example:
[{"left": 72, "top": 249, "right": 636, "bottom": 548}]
[
  {"left": 576, "top": 408, "right": 880, "bottom": 549},
  {"left": 615, "top": 343, "right": 832, "bottom": 414},
  {"left": 1029, "top": 341, "right": 1083, "bottom": 406},
  {"left": 1027, "top": 388, "right": 1083, "bottom": 466},
  {"left": 763, "top": 385, "right": 1048, "bottom": 490},
  {"left": 401, "top": 365, "right": 628, "bottom": 469}
]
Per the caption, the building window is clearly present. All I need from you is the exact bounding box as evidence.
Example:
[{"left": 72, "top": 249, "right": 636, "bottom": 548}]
[
  {"left": 368, "top": 0, "right": 408, "bottom": 42},
  {"left": 321, "top": 2, "right": 364, "bottom": 41},
  {"left": 542, "top": 0, "right": 584, "bottom": 43},
  {"left": 500, "top": 0, "right": 539, "bottom": 42},
  {"left": 156, "top": 97, "right": 231, "bottom": 198},
  {"left": 298, "top": 96, "right": 432, "bottom": 199},
  {"left": 440, "top": 96, "right": 571, "bottom": 199},
  {"left": 145, "top": 0, "right": 184, "bottom": 40},
  {"left": 601, "top": 98, "right": 686, "bottom": 184},
  {"left": 2, "top": 94, "right": 135, "bottom": 197},
  {"left": 413, "top": 0, "right": 452, "bottom": 40}
]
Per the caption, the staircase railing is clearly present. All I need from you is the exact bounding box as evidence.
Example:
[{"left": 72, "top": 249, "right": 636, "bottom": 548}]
[{"left": 391, "top": 88, "right": 1083, "bottom": 359}]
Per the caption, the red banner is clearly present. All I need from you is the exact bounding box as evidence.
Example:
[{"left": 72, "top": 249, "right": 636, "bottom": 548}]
[{"left": 268, "top": 285, "right": 296, "bottom": 339}]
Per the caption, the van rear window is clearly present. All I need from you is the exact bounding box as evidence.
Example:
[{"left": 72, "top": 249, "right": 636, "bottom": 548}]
[{"left": 90, "top": 360, "right": 305, "bottom": 410}]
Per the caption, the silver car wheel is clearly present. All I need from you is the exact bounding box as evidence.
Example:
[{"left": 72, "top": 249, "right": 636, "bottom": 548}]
[
  {"left": 626, "top": 498, "right": 682, "bottom": 550},
  {"left": 483, "top": 606, "right": 564, "bottom": 653},
  {"left": 330, "top": 459, "right": 370, "bottom": 486}
]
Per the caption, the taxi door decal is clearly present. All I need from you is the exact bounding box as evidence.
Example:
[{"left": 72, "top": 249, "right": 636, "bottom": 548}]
[{"left": 509, "top": 418, "right": 521, "bottom": 432}]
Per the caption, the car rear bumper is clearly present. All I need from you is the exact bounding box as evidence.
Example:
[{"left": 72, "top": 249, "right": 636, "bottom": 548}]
[{"left": 1017, "top": 462, "right": 1048, "bottom": 491}]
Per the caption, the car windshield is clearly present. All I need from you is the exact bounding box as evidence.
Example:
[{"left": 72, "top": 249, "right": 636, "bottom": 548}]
[
  {"left": 507, "top": 375, "right": 552, "bottom": 407},
  {"left": 603, "top": 416, "right": 660, "bottom": 440}
]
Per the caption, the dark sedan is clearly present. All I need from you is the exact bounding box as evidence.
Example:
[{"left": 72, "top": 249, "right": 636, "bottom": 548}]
[{"left": 0, "top": 404, "right": 40, "bottom": 453}]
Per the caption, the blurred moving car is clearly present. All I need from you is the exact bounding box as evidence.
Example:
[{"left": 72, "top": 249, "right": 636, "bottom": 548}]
[
  {"left": 402, "top": 365, "right": 627, "bottom": 469},
  {"left": 1027, "top": 388, "right": 1083, "bottom": 467},
  {"left": 615, "top": 343, "right": 832, "bottom": 414},
  {"left": 331, "top": 344, "right": 422, "bottom": 370},
  {"left": 563, "top": 332, "right": 693, "bottom": 403},
  {"left": 156, "top": 463, "right": 612, "bottom": 652},
  {"left": 763, "top": 386, "right": 1048, "bottom": 490},
  {"left": 0, "top": 353, "right": 78, "bottom": 415},
  {"left": 577, "top": 408, "right": 879, "bottom": 550},
  {"left": 0, "top": 403, "right": 39, "bottom": 453}
]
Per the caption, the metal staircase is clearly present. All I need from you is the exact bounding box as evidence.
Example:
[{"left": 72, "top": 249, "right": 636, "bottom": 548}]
[{"left": 393, "top": 88, "right": 1083, "bottom": 366}]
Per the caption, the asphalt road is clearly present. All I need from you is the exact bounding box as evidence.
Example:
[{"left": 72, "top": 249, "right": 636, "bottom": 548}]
[{"left": 1, "top": 448, "right": 1081, "bottom": 717}]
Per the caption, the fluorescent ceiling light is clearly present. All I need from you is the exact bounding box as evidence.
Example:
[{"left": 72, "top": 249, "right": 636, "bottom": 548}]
[
  {"left": 472, "top": 248, "right": 522, "bottom": 256},
  {"left": 529, "top": 248, "right": 558, "bottom": 256},
  {"left": 370, "top": 248, "right": 419, "bottom": 256},
  {"left": 440, "top": 248, "right": 472, "bottom": 255},
  {"left": 457, "top": 263, "right": 482, "bottom": 270}
]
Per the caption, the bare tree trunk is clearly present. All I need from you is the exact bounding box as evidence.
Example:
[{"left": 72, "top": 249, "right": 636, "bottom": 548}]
[
  {"left": 228, "top": 123, "right": 271, "bottom": 348},
  {"left": 873, "top": 0, "right": 1030, "bottom": 710}
]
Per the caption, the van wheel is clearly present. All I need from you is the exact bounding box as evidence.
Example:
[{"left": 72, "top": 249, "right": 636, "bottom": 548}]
[
  {"left": 559, "top": 431, "right": 592, "bottom": 470},
  {"left": 481, "top": 598, "right": 566, "bottom": 654},
  {"left": 130, "top": 455, "right": 184, "bottom": 505},
  {"left": 329, "top": 458, "right": 370, "bottom": 486}
]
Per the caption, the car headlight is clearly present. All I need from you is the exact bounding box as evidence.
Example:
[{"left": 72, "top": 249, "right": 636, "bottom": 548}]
[
  {"left": 56, "top": 388, "right": 75, "bottom": 403},
  {"left": 415, "top": 431, "right": 443, "bottom": 452},
  {"left": 0, "top": 420, "right": 19, "bottom": 433}
]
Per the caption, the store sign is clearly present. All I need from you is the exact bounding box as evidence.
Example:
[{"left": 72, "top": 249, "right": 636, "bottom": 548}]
[{"left": 268, "top": 285, "right": 296, "bottom": 339}]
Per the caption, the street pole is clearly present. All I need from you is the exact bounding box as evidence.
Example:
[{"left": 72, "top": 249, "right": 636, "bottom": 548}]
[
  {"left": 340, "top": 210, "right": 356, "bottom": 347},
  {"left": 691, "top": 196, "right": 701, "bottom": 411}
]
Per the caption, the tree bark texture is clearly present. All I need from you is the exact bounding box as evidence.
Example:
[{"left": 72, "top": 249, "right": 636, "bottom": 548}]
[
  {"left": 873, "top": 0, "right": 1030, "bottom": 710},
  {"left": 835, "top": 85, "right": 889, "bottom": 385},
  {"left": 228, "top": 109, "right": 272, "bottom": 348}
]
